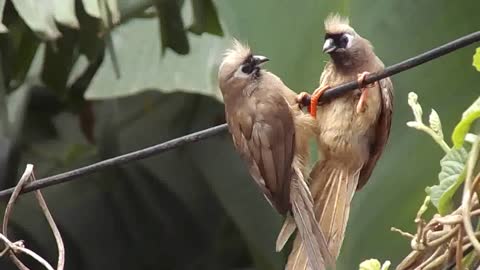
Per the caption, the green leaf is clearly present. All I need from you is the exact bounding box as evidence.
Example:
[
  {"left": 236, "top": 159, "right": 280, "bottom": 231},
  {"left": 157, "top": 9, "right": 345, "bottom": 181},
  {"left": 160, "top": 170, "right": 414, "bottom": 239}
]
[
  {"left": 153, "top": 0, "right": 190, "bottom": 55},
  {"left": 427, "top": 147, "right": 468, "bottom": 215},
  {"left": 52, "top": 0, "right": 80, "bottom": 28},
  {"left": 10, "top": 0, "right": 61, "bottom": 40},
  {"left": 452, "top": 96, "right": 480, "bottom": 148},
  {"left": 41, "top": 28, "right": 78, "bottom": 94},
  {"left": 188, "top": 0, "right": 224, "bottom": 36},
  {"left": 5, "top": 21, "right": 41, "bottom": 87},
  {"left": 429, "top": 109, "right": 443, "bottom": 139},
  {"left": 84, "top": 17, "right": 229, "bottom": 100},
  {"left": 359, "top": 259, "right": 381, "bottom": 270},
  {"left": 99, "top": 0, "right": 121, "bottom": 78},
  {"left": 0, "top": 0, "right": 8, "bottom": 33},
  {"left": 473, "top": 47, "right": 480, "bottom": 72},
  {"left": 82, "top": 0, "right": 120, "bottom": 24}
]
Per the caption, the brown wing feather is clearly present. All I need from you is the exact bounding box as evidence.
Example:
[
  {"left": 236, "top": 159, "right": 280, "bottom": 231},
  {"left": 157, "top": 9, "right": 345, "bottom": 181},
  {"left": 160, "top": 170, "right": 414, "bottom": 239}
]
[
  {"left": 228, "top": 94, "right": 296, "bottom": 214},
  {"left": 357, "top": 77, "right": 394, "bottom": 190}
]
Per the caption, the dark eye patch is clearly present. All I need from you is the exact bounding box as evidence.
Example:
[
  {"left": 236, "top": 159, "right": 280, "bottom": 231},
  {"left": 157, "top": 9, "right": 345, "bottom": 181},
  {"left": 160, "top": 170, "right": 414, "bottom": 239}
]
[
  {"left": 241, "top": 64, "right": 255, "bottom": 74},
  {"left": 325, "top": 33, "right": 350, "bottom": 49},
  {"left": 240, "top": 54, "right": 256, "bottom": 74}
]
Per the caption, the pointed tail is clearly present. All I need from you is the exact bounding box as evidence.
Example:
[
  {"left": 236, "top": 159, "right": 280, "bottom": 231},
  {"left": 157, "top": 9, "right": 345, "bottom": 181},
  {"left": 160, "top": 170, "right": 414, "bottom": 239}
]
[
  {"left": 286, "top": 165, "right": 335, "bottom": 270},
  {"left": 286, "top": 159, "right": 359, "bottom": 270}
]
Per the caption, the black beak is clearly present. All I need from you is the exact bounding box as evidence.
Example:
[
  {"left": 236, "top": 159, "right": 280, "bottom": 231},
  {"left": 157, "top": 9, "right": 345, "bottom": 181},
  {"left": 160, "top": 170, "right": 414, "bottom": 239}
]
[
  {"left": 323, "top": 38, "right": 336, "bottom": 53},
  {"left": 253, "top": 55, "right": 270, "bottom": 65}
]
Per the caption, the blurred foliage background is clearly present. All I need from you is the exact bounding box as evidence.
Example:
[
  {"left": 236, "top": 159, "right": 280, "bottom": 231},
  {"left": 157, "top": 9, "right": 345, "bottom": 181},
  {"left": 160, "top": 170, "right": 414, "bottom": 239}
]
[{"left": 0, "top": 0, "right": 479, "bottom": 269}]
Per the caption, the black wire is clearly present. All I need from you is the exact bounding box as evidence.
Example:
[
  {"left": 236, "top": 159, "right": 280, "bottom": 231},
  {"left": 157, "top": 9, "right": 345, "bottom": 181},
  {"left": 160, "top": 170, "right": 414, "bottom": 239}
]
[{"left": 1, "top": 31, "right": 480, "bottom": 200}]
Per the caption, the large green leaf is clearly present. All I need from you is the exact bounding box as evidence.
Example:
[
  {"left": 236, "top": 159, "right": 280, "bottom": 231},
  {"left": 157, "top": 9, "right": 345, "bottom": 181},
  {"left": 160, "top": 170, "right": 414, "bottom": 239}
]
[
  {"left": 10, "top": 0, "right": 61, "bottom": 40},
  {"left": 0, "top": 0, "right": 7, "bottom": 33},
  {"left": 52, "top": 0, "right": 79, "bottom": 29},
  {"left": 452, "top": 96, "right": 480, "bottom": 148},
  {"left": 188, "top": 0, "right": 224, "bottom": 36},
  {"left": 153, "top": 0, "right": 190, "bottom": 55},
  {"left": 84, "top": 17, "right": 228, "bottom": 100},
  {"left": 426, "top": 147, "right": 468, "bottom": 215}
]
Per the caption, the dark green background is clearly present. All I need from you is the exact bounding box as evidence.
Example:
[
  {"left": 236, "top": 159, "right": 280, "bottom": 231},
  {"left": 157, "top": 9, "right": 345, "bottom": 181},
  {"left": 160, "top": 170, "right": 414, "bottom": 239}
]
[{"left": 0, "top": 0, "right": 479, "bottom": 269}]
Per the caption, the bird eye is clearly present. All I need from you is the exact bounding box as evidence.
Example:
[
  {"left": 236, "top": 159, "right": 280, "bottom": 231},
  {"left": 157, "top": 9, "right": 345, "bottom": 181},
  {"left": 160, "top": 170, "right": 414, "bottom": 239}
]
[
  {"left": 339, "top": 35, "right": 349, "bottom": 48},
  {"left": 241, "top": 63, "right": 255, "bottom": 74}
]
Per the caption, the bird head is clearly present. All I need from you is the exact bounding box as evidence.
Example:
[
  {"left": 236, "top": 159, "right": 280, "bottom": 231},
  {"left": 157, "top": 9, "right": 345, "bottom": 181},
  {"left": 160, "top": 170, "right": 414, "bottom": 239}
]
[
  {"left": 322, "top": 13, "right": 373, "bottom": 68},
  {"left": 218, "top": 40, "right": 269, "bottom": 94}
]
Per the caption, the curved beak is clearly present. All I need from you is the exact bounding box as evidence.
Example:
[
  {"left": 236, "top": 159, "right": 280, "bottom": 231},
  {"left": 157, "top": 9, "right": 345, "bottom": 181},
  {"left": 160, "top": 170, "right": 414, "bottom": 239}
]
[
  {"left": 253, "top": 55, "right": 270, "bottom": 66},
  {"left": 322, "top": 38, "right": 336, "bottom": 53}
]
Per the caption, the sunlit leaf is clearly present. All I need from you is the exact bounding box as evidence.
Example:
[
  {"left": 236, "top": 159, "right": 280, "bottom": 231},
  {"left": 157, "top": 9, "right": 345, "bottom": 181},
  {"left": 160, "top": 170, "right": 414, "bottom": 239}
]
[
  {"left": 452, "top": 97, "right": 480, "bottom": 148},
  {"left": 99, "top": 0, "right": 121, "bottom": 78},
  {"left": 429, "top": 109, "right": 443, "bottom": 139},
  {"left": 427, "top": 147, "right": 468, "bottom": 215},
  {"left": 473, "top": 47, "right": 480, "bottom": 72},
  {"left": 82, "top": 0, "right": 101, "bottom": 18},
  {"left": 83, "top": 0, "right": 120, "bottom": 23},
  {"left": 84, "top": 17, "right": 228, "bottom": 100},
  {"left": 11, "top": 0, "right": 61, "bottom": 40},
  {"left": 52, "top": 0, "right": 79, "bottom": 28},
  {"left": 0, "top": 0, "right": 7, "bottom": 33},
  {"left": 359, "top": 259, "right": 381, "bottom": 270}
]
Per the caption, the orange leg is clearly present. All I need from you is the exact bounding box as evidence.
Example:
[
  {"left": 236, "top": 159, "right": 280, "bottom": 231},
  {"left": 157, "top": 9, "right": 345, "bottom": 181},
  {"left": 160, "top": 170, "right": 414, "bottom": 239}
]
[
  {"left": 356, "top": 72, "right": 376, "bottom": 113},
  {"left": 309, "top": 85, "right": 330, "bottom": 118}
]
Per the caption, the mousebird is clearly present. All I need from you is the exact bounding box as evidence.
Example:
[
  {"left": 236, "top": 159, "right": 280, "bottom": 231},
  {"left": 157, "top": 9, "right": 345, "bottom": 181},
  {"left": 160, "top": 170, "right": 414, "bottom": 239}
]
[
  {"left": 287, "top": 14, "right": 394, "bottom": 270},
  {"left": 218, "top": 40, "right": 335, "bottom": 270}
]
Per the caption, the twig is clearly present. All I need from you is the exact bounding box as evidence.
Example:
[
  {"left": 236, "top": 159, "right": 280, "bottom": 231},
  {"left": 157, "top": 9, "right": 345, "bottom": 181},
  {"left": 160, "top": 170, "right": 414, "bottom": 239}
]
[
  {"left": 456, "top": 228, "right": 463, "bottom": 270},
  {"left": 0, "top": 234, "right": 54, "bottom": 270},
  {"left": 414, "top": 246, "right": 445, "bottom": 270},
  {"left": 31, "top": 171, "right": 65, "bottom": 270},
  {"left": 2, "top": 164, "right": 35, "bottom": 269},
  {"left": 0, "top": 31, "right": 479, "bottom": 200},
  {"left": 0, "top": 165, "right": 65, "bottom": 270},
  {"left": 427, "top": 225, "right": 459, "bottom": 248},
  {"left": 391, "top": 227, "right": 415, "bottom": 239},
  {"left": 462, "top": 137, "right": 480, "bottom": 255}
]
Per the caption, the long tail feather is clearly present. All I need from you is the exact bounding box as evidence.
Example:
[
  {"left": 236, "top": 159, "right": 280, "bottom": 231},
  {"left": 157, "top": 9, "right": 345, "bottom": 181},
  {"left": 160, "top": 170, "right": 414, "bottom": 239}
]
[
  {"left": 276, "top": 214, "right": 296, "bottom": 252},
  {"left": 286, "top": 160, "right": 359, "bottom": 270},
  {"left": 289, "top": 166, "right": 335, "bottom": 270}
]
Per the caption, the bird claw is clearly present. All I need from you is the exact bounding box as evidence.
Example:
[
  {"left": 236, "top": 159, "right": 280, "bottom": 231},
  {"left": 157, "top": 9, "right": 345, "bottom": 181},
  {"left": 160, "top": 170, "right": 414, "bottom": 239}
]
[
  {"left": 309, "top": 85, "right": 330, "bottom": 118},
  {"left": 295, "top": 92, "right": 311, "bottom": 112},
  {"left": 356, "top": 72, "right": 376, "bottom": 113}
]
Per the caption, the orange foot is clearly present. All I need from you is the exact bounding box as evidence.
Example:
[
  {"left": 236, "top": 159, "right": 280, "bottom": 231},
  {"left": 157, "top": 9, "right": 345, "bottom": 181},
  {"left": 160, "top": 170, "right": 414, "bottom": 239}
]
[
  {"left": 309, "top": 85, "right": 330, "bottom": 118},
  {"left": 356, "top": 72, "right": 377, "bottom": 113}
]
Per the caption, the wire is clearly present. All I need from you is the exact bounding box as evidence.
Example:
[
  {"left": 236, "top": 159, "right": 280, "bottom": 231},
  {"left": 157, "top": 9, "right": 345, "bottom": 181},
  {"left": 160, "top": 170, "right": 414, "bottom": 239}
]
[{"left": 0, "top": 31, "right": 479, "bottom": 200}]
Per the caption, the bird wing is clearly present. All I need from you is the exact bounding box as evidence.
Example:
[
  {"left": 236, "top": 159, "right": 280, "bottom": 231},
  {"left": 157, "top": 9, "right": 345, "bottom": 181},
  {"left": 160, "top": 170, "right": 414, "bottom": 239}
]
[
  {"left": 228, "top": 95, "right": 296, "bottom": 214},
  {"left": 357, "top": 77, "right": 394, "bottom": 190}
]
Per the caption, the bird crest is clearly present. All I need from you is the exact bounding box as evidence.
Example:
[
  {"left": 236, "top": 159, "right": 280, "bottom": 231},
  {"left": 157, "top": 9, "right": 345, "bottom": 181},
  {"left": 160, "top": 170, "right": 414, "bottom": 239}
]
[{"left": 324, "top": 13, "right": 353, "bottom": 34}]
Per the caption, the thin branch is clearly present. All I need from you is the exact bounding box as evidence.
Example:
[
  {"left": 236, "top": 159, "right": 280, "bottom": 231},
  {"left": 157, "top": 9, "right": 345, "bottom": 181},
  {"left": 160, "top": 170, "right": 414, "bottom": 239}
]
[
  {"left": 1, "top": 165, "right": 57, "bottom": 270},
  {"left": 31, "top": 171, "right": 65, "bottom": 270},
  {"left": 0, "top": 31, "right": 479, "bottom": 199},
  {"left": 1, "top": 165, "right": 65, "bottom": 270},
  {"left": 0, "top": 234, "right": 54, "bottom": 270},
  {"left": 462, "top": 137, "right": 480, "bottom": 255},
  {"left": 456, "top": 228, "right": 463, "bottom": 270},
  {"left": 2, "top": 164, "right": 34, "bottom": 269}
]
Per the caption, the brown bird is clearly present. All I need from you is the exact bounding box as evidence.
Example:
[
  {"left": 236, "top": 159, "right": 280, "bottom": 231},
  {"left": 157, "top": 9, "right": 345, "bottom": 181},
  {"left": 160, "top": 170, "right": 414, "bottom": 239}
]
[
  {"left": 286, "top": 14, "right": 394, "bottom": 270},
  {"left": 218, "top": 40, "right": 334, "bottom": 270}
]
